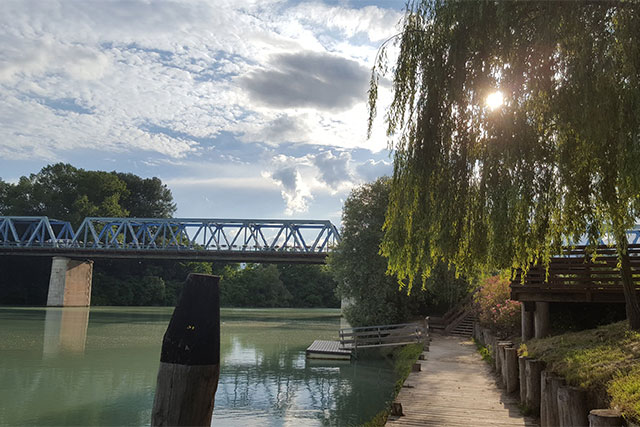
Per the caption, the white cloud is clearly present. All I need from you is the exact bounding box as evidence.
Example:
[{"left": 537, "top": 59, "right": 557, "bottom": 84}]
[
  {"left": 312, "top": 150, "right": 353, "bottom": 190},
  {"left": 0, "top": 0, "right": 404, "bottom": 219},
  {"left": 266, "top": 154, "right": 314, "bottom": 215}
]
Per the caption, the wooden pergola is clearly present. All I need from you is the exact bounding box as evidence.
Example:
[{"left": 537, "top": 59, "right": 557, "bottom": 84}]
[{"left": 510, "top": 244, "right": 640, "bottom": 340}]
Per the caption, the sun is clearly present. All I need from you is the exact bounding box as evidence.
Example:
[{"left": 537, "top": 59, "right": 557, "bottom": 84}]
[{"left": 486, "top": 91, "right": 504, "bottom": 110}]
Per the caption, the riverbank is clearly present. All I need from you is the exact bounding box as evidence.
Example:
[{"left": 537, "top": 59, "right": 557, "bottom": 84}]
[
  {"left": 363, "top": 343, "right": 424, "bottom": 426},
  {"left": 522, "top": 321, "right": 640, "bottom": 424}
]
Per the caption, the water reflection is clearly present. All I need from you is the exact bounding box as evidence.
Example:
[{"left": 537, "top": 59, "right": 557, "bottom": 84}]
[
  {"left": 0, "top": 307, "right": 398, "bottom": 426},
  {"left": 43, "top": 308, "right": 90, "bottom": 357}
]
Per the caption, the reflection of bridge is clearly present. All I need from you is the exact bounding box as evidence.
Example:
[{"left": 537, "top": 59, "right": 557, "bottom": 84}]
[{"left": 0, "top": 216, "right": 341, "bottom": 307}]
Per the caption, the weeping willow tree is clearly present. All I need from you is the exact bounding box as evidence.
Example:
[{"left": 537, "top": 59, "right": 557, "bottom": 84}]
[{"left": 368, "top": 1, "right": 640, "bottom": 329}]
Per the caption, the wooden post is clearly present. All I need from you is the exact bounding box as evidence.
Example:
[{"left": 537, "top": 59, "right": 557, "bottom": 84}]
[
  {"left": 522, "top": 303, "right": 534, "bottom": 341},
  {"left": 588, "top": 409, "right": 623, "bottom": 426},
  {"left": 534, "top": 302, "right": 550, "bottom": 339},
  {"left": 540, "top": 370, "right": 552, "bottom": 426},
  {"left": 496, "top": 342, "right": 512, "bottom": 387},
  {"left": 504, "top": 347, "right": 519, "bottom": 393},
  {"left": 152, "top": 274, "right": 221, "bottom": 427},
  {"left": 557, "top": 385, "right": 588, "bottom": 427},
  {"left": 525, "top": 359, "right": 545, "bottom": 414},
  {"left": 548, "top": 376, "right": 566, "bottom": 426},
  {"left": 519, "top": 356, "right": 529, "bottom": 404},
  {"left": 391, "top": 402, "right": 404, "bottom": 416}
]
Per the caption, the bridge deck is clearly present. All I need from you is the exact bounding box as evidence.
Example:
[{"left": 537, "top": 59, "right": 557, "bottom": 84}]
[
  {"left": 0, "top": 216, "right": 340, "bottom": 263},
  {"left": 387, "top": 335, "right": 538, "bottom": 427}
]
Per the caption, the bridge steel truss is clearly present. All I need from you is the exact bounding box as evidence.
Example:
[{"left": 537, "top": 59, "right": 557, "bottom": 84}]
[{"left": 0, "top": 216, "right": 341, "bottom": 263}]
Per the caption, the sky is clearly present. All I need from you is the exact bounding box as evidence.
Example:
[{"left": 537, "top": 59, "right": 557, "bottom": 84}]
[{"left": 0, "top": 0, "right": 405, "bottom": 225}]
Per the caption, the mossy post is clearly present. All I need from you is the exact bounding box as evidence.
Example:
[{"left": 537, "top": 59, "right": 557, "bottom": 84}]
[{"left": 151, "top": 274, "right": 220, "bottom": 427}]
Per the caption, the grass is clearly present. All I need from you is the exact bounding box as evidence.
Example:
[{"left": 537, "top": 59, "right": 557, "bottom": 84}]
[
  {"left": 473, "top": 338, "right": 494, "bottom": 364},
  {"left": 361, "top": 343, "right": 423, "bottom": 426},
  {"left": 522, "top": 321, "right": 640, "bottom": 424}
]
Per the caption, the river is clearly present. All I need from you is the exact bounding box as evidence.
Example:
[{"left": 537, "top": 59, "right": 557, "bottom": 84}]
[{"left": 0, "top": 307, "right": 400, "bottom": 426}]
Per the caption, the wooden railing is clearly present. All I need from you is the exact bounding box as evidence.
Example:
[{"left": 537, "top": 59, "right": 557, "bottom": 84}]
[
  {"left": 510, "top": 244, "right": 640, "bottom": 303},
  {"left": 339, "top": 320, "right": 427, "bottom": 351}
]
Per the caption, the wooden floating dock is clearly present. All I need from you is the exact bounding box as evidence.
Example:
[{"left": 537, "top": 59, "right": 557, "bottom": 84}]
[
  {"left": 306, "top": 340, "right": 351, "bottom": 360},
  {"left": 306, "top": 320, "right": 429, "bottom": 361}
]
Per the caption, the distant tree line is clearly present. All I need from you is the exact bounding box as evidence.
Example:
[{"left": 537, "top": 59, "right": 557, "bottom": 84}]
[{"left": 0, "top": 164, "right": 339, "bottom": 308}]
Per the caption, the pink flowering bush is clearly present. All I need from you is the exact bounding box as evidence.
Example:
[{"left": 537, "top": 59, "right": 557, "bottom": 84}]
[{"left": 474, "top": 274, "right": 521, "bottom": 336}]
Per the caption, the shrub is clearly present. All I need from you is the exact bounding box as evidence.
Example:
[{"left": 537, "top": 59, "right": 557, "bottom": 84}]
[{"left": 474, "top": 274, "right": 521, "bottom": 336}]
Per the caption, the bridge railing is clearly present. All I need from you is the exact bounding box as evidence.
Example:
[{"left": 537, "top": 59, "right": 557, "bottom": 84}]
[{"left": 0, "top": 216, "right": 341, "bottom": 254}]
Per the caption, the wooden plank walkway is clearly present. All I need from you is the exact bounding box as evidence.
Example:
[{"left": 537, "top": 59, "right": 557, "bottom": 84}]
[
  {"left": 305, "top": 340, "right": 351, "bottom": 360},
  {"left": 387, "top": 335, "right": 538, "bottom": 427}
]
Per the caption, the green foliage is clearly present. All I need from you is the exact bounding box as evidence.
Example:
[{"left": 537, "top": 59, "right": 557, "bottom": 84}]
[
  {"left": 115, "top": 172, "right": 176, "bottom": 218},
  {"left": 277, "top": 264, "right": 339, "bottom": 308},
  {"left": 609, "top": 366, "right": 640, "bottom": 425},
  {"left": 367, "top": 1, "right": 640, "bottom": 323},
  {"left": 220, "top": 264, "right": 292, "bottom": 307},
  {"left": 473, "top": 338, "right": 494, "bottom": 364},
  {"left": 527, "top": 321, "right": 640, "bottom": 423},
  {"left": 0, "top": 163, "right": 176, "bottom": 225},
  {"left": 474, "top": 274, "right": 521, "bottom": 336},
  {"left": 328, "top": 177, "right": 469, "bottom": 327}
]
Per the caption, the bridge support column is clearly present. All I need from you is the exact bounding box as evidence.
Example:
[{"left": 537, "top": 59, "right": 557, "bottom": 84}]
[{"left": 46, "top": 257, "right": 93, "bottom": 307}]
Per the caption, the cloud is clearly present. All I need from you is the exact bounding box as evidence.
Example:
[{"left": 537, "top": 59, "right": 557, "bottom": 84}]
[
  {"left": 312, "top": 150, "right": 353, "bottom": 190},
  {"left": 240, "top": 50, "right": 370, "bottom": 111},
  {"left": 356, "top": 158, "right": 392, "bottom": 182},
  {"left": 266, "top": 154, "right": 314, "bottom": 215}
]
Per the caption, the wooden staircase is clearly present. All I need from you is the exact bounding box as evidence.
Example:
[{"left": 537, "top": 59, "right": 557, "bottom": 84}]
[
  {"left": 440, "top": 290, "right": 478, "bottom": 338},
  {"left": 448, "top": 313, "right": 476, "bottom": 337}
]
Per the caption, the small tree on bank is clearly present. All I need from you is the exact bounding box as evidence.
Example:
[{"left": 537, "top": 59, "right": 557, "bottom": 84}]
[{"left": 368, "top": 1, "right": 640, "bottom": 329}]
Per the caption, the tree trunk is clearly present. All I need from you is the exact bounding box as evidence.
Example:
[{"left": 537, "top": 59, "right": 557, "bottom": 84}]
[{"left": 616, "top": 233, "right": 640, "bottom": 331}]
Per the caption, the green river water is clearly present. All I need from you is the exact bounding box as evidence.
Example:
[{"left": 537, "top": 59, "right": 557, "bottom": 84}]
[{"left": 0, "top": 307, "right": 399, "bottom": 426}]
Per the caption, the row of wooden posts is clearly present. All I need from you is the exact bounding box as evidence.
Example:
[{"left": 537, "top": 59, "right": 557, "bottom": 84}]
[{"left": 473, "top": 324, "right": 625, "bottom": 427}]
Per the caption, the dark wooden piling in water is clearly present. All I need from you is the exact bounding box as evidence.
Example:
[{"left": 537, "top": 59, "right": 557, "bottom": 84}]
[{"left": 151, "top": 274, "right": 220, "bottom": 427}]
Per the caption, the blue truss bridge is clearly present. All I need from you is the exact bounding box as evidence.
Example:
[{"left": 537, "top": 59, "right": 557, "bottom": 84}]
[{"left": 0, "top": 216, "right": 341, "bottom": 263}]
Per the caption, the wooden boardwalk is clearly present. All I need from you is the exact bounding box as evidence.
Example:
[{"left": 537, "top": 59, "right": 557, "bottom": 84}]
[{"left": 387, "top": 335, "right": 538, "bottom": 427}]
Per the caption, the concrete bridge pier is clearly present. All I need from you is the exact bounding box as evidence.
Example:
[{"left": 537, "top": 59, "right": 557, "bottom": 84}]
[{"left": 46, "top": 257, "right": 94, "bottom": 307}]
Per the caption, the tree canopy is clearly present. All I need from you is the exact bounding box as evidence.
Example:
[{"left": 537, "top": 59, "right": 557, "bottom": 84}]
[
  {"left": 0, "top": 163, "right": 176, "bottom": 225},
  {"left": 328, "top": 177, "right": 468, "bottom": 327},
  {"left": 368, "top": 1, "right": 640, "bottom": 327}
]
